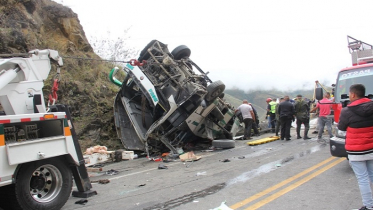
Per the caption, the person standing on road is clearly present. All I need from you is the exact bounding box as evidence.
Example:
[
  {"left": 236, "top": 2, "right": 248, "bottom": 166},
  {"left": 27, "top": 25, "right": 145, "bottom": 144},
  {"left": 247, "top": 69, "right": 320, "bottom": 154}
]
[
  {"left": 337, "top": 84, "right": 373, "bottom": 210},
  {"left": 278, "top": 96, "right": 294, "bottom": 141},
  {"left": 275, "top": 97, "right": 284, "bottom": 137},
  {"left": 267, "top": 98, "right": 277, "bottom": 133},
  {"left": 249, "top": 103, "right": 260, "bottom": 137},
  {"left": 310, "top": 92, "right": 334, "bottom": 143},
  {"left": 294, "top": 94, "right": 311, "bottom": 140},
  {"left": 235, "top": 100, "right": 256, "bottom": 140},
  {"left": 265, "top": 98, "right": 272, "bottom": 129}
]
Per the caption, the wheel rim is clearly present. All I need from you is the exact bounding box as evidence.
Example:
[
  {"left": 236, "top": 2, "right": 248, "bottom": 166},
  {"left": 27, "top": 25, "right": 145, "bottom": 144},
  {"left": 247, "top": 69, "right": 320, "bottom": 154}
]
[{"left": 29, "top": 164, "right": 62, "bottom": 203}]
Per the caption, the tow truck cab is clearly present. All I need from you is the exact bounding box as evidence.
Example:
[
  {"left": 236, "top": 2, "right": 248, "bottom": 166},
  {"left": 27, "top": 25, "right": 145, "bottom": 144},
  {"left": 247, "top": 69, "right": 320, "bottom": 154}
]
[{"left": 316, "top": 36, "right": 373, "bottom": 158}]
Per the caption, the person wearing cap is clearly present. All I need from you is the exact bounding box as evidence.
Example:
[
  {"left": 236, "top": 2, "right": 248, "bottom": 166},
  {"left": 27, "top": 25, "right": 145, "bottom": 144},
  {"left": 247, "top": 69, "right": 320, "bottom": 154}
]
[{"left": 294, "top": 94, "right": 311, "bottom": 140}]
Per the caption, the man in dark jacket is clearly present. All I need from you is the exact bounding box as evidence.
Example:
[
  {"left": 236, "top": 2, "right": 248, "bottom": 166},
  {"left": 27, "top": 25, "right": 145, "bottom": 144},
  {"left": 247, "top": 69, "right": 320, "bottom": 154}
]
[
  {"left": 294, "top": 94, "right": 311, "bottom": 140},
  {"left": 338, "top": 84, "right": 373, "bottom": 210},
  {"left": 278, "top": 96, "right": 295, "bottom": 140},
  {"left": 275, "top": 97, "right": 284, "bottom": 136}
]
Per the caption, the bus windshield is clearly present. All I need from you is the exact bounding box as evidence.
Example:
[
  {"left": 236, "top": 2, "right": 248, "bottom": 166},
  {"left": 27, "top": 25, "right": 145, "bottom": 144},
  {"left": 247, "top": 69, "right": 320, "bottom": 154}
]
[{"left": 335, "top": 66, "right": 373, "bottom": 102}]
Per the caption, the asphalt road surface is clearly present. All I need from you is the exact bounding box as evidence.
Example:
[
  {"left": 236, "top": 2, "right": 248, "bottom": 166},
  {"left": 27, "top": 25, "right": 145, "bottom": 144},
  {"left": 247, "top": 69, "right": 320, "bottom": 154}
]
[{"left": 62, "top": 128, "right": 360, "bottom": 210}]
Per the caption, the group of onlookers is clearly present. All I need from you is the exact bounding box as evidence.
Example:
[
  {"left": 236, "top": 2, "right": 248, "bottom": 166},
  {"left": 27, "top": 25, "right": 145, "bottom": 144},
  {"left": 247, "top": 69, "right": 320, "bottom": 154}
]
[
  {"left": 236, "top": 92, "right": 335, "bottom": 142},
  {"left": 236, "top": 84, "right": 373, "bottom": 210}
]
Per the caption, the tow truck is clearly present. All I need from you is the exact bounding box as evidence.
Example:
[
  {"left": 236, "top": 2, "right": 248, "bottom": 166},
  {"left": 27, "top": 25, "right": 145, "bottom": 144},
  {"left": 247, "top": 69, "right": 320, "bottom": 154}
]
[
  {"left": 316, "top": 36, "right": 373, "bottom": 158},
  {"left": 0, "top": 50, "right": 96, "bottom": 210}
]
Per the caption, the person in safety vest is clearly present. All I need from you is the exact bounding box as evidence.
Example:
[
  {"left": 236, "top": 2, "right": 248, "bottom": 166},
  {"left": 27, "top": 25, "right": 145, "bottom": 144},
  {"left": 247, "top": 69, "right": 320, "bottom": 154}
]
[{"left": 267, "top": 98, "right": 277, "bottom": 133}]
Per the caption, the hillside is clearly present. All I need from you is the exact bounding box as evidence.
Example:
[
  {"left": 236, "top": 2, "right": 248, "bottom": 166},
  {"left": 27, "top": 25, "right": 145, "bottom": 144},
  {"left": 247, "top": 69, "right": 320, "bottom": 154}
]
[{"left": 0, "top": 0, "right": 121, "bottom": 149}]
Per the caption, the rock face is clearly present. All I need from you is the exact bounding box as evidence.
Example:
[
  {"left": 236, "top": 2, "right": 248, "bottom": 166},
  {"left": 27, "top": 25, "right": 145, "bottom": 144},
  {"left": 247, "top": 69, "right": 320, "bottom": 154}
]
[
  {"left": 0, "top": 0, "right": 122, "bottom": 150},
  {"left": 0, "top": 0, "right": 92, "bottom": 53}
]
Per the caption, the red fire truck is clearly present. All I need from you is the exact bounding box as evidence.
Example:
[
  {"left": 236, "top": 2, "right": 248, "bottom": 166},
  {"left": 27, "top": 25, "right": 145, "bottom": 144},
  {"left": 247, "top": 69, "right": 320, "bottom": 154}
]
[{"left": 316, "top": 36, "right": 373, "bottom": 157}]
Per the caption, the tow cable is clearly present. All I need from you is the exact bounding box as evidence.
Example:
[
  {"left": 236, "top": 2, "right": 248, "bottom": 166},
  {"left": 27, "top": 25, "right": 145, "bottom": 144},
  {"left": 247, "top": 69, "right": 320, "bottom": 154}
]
[{"left": 46, "top": 56, "right": 146, "bottom": 106}]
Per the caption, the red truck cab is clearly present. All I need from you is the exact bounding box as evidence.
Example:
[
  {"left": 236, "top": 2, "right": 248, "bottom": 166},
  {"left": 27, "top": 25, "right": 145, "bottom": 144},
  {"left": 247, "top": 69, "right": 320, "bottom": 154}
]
[{"left": 318, "top": 36, "right": 373, "bottom": 158}]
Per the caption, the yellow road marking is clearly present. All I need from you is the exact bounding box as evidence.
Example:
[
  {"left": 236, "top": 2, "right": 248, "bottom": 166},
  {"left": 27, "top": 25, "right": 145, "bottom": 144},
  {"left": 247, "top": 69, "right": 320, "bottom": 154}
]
[
  {"left": 230, "top": 156, "right": 337, "bottom": 209},
  {"left": 244, "top": 157, "right": 345, "bottom": 210}
]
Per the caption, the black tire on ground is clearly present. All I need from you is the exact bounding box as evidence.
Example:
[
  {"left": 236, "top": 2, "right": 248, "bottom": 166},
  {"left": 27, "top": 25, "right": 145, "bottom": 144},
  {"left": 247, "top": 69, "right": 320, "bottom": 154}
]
[
  {"left": 212, "top": 139, "right": 235, "bottom": 149},
  {"left": 171, "top": 45, "right": 191, "bottom": 60},
  {"left": 7, "top": 157, "right": 73, "bottom": 210},
  {"left": 205, "top": 80, "right": 225, "bottom": 102}
]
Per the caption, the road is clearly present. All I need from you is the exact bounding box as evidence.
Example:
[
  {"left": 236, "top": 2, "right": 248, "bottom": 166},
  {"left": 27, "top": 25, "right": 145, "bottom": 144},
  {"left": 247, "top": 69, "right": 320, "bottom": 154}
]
[{"left": 62, "top": 128, "right": 360, "bottom": 210}]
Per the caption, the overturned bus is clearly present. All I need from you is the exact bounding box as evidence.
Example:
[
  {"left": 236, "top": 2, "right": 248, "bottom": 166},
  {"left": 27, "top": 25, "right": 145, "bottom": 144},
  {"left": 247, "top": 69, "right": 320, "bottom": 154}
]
[{"left": 109, "top": 40, "right": 241, "bottom": 158}]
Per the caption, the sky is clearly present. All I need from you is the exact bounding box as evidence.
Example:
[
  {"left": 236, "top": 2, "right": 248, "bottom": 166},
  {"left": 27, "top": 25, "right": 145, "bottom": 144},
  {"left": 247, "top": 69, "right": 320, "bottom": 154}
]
[{"left": 53, "top": 0, "right": 373, "bottom": 91}]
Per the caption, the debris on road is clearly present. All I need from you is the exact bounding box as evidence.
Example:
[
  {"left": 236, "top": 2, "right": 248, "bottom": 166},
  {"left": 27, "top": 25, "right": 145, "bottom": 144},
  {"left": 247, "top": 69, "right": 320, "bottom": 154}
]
[
  {"left": 84, "top": 152, "right": 113, "bottom": 167},
  {"left": 201, "top": 149, "right": 214, "bottom": 152},
  {"left": 158, "top": 164, "right": 168, "bottom": 169},
  {"left": 276, "top": 163, "right": 282, "bottom": 167},
  {"left": 86, "top": 167, "right": 103, "bottom": 172},
  {"left": 85, "top": 145, "right": 108, "bottom": 155},
  {"left": 91, "top": 179, "right": 110, "bottom": 184},
  {"left": 138, "top": 184, "right": 146, "bottom": 187},
  {"left": 238, "top": 156, "right": 245, "bottom": 159},
  {"left": 75, "top": 199, "right": 88, "bottom": 205},
  {"left": 84, "top": 147, "right": 137, "bottom": 166},
  {"left": 210, "top": 201, "right": 232, "bottom": 210},
  {"left": 220, "top": 159, "right": 230, "bottom": 163},
  {"left": 179, "top": 151, "right": 201, "bottom": 162},
  {"left": 105, "top": 169, "right": 119, "bottom": 176},
  {"left": 196, "top": 171, "right": 207, "bottom": 176},
  {"left": 149, "top": 157, "right": 163, "bottom": 162}
]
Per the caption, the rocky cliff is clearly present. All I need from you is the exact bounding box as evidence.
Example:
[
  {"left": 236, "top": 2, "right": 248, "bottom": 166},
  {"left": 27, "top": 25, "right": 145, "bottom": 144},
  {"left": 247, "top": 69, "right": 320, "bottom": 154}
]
[{"left": 0, "top": 0, "right": 122, "bottom": 149}]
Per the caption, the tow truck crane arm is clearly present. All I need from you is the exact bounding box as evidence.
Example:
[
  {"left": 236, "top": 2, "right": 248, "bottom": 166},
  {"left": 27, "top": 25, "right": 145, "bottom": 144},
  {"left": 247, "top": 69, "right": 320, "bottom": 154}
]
[
  {"left": 0, "top": 49, "right": 63, "bottom": 115},
  {"left": 0, "top": 50, "right": 96, "bottom": 209}
]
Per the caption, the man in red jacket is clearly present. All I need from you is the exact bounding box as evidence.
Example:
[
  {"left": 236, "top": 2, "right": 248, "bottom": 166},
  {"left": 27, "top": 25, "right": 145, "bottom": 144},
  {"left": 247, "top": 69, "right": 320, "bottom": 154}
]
[{"left": 338, "top": 84, "right": 373, "bottom": 210}]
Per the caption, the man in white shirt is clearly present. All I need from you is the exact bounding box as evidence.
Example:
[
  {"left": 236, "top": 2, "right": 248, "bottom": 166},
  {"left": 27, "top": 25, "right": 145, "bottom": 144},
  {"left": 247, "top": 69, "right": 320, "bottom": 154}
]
[{"left": 235, "top": 100, "right": 256, "bottom": 140}]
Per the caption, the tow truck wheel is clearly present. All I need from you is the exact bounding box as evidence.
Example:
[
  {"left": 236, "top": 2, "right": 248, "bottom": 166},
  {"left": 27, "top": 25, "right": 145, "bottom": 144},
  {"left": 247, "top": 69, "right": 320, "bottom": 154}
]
[
  {"left": 205, "top": 80, "right": 225, "bottom": 102},
  {"left": 10, "top": 157, "right": 73, "bottom": 210}
]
